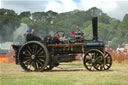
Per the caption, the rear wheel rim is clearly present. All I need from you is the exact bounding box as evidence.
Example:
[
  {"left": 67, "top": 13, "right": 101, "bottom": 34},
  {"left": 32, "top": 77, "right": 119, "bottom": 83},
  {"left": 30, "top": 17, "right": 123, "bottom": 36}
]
[{"left": 19, "top": 41, "right": 49, "bottom": 72}]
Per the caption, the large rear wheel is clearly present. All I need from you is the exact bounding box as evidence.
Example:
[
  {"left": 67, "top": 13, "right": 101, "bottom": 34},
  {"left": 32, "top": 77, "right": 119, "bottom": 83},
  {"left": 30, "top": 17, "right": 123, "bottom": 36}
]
[{"left": 18, "top": 41, "right": 49, "bottom": 72}]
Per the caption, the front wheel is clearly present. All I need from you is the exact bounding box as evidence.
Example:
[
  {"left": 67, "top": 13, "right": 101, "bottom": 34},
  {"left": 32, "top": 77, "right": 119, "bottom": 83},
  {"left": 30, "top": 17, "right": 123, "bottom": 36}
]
[
  {"left": 104, "top": 51, "right": 112, "bottom": 70},
  {"left": 18, "top": 41, "right": 49, "bottom": 72},
  {"left": 83, "top": 49, "right": 104, "bottom": 71}
]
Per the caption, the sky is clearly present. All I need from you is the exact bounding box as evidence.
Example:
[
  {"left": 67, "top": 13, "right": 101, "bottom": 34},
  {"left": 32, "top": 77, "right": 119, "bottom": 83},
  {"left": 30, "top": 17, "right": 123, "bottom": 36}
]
[{"left": 0, "top": 0, "right": 128, "bottom": 20}]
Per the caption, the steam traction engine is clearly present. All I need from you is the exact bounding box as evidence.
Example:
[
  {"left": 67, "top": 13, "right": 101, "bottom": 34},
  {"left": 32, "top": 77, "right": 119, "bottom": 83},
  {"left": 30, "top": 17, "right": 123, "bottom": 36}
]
[{"left": 12, "top": 17, "right": 112, "bottom": 72}]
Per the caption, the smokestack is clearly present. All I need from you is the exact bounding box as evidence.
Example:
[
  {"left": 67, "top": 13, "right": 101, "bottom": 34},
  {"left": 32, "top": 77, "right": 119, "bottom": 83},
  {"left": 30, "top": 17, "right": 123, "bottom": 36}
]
[{"left": 92, "top": 17, "right": 98, "bottom": 41}]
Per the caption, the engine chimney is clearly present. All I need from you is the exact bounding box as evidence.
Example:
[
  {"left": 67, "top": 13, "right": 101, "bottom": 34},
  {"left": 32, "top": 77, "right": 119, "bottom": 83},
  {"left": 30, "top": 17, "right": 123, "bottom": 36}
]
[{"left": 92, "top": 17, "right": 98, "bottom": 41}]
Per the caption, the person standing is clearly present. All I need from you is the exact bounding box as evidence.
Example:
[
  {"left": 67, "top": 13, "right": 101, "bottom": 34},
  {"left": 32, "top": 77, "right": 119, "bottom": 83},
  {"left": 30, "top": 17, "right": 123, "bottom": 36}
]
[{"left": 75, "top": 26, "right": 84, "bottom": 41}]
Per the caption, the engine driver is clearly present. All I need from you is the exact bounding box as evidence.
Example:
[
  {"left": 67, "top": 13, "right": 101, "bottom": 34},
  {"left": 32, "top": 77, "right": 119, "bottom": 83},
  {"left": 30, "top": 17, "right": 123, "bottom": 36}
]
[
  {"left": 24, "top": 28, "right": 42, "bottom": 42},
  {"left": 75, "top": 26, "right": 84, "bottom": 42}
]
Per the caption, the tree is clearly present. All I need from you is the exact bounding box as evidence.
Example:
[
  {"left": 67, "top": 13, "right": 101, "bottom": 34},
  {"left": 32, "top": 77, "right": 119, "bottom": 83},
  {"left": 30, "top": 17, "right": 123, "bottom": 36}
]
[
  {"left": 19, "top": 11, "right": 31, "bottom": 18},
  {"left": 0, "top": 8, "right": 20, "bottom": 42},
  {"left": 20, "top": 17, "right": 33, "bottom": 26},
  {"left": 99, "top": 13, "right": 111, "bottom": 24},
  {"left": 86, "top": 7, "right": 103, "bottom": 17},
  {"left": 117, "top": 14, "right": 128, "bottom": 44}
]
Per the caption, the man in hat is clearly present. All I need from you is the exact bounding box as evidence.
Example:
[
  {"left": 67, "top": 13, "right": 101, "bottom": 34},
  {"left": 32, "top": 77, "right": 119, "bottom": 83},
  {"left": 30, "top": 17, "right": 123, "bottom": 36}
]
[
  {"left": 24, "top": 28, "right": 32, "bottom": 42},
  {"left": 75, "top": 26, "right": 84, "bottom": 41},
  {"left": 24, "top": 28, "right": 42, "bottom": 42}
]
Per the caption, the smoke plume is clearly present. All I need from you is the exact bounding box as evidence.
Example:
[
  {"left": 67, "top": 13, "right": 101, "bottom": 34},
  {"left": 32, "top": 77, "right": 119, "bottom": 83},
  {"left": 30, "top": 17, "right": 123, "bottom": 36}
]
[{"left": 13, "top": 23, "right": 29, "bottom": 43}]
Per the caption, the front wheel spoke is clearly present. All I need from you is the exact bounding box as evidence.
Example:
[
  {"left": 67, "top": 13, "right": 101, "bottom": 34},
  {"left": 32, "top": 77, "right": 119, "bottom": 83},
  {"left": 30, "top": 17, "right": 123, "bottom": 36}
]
[
  {"left": 97, "top": 60, "right": 103, "bottom": 64},
  {"left": 86, "top": 63, "right": 92, "bottom": 69},
  {"left": 89, "top": 65, "right": 92, "bottom": 69},
  {"left": 95, "top": 64, "right": 99, "bottom": 69},
  {"left": 93, "top": 53, "right": 96, "bottom": 59},
  {"left": 85, "top": 59, "right": 92, "bottom": 64},
  {"left": 98, "top": 65, "right": 102, "bottom": 70},
  {"left": 90, "top": 65, "right": 94, "bottom": 70},
  {"left": 94, "top": 52, "right": 99, "bottom": 59},
  {"left": 105, "top": 54, "right": 109, "bottom": 58},
  {"left": 95, "top": 56, "right": 101, "bottom": 61},
  {"left": 106, "top": 60, "right": 111, "bottom": 63},
  {"left": 105, "top": 64, "right": 110, "bottom": 67},
  {"left": 95, "top": 64, "right": 103, "bottom": 70},
  {"left": 95, "top": 53, "right": 100, "bottom": 58},
  {"left": 104, "top": 65, "right": 108, "bottom": 69},
  {"left": 95, "top": 57, "right": 103, "bottom": 63},
  {"left": 106, "top": 58, "right": 111, "bottom": 63}
]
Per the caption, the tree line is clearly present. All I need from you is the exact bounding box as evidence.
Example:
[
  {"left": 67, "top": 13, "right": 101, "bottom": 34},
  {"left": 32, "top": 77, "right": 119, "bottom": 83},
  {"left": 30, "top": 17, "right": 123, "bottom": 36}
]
[{"left": 0, "top": 7, "right": 128, "bottom": 49}]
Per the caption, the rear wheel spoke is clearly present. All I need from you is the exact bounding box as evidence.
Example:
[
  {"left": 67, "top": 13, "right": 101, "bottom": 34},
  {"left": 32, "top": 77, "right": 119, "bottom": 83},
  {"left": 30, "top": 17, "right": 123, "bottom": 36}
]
[
  {"left": 38, "top": 51, "right": 45, "bottom": 56},
  {"left": 23, "top": 56, "right": 31, "bottom": 60},
  {"left": 33, "top": 61, "right": 37, "bottom": 71},
  {"left": 26, "top": 60, "right": 33, "bottom": 68},
  {"left": 33, "top": 44, "right": 38, "bottom": 53},
  {"left": 35, "top": 48, "right": 43, "bottom": 56},
  {"left": 36, "top": 59, "right": 44, "bottom": 66},
  {"left": 26, "top": 49, "right": 31, "bottom": 55},
  {"left": 23, "top": 59, "right": 31, "bottom": 64},
  {"left": 23, "top": 51, "right": 30, "bottom": 56},
  {"left": 27, "top": 46, "right": 33, "bottom": 54}
]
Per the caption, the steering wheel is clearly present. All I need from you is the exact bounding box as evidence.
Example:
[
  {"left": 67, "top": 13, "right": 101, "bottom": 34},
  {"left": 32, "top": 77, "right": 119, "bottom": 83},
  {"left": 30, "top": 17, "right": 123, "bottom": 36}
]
[{"left": 54, "top": 31, "right": 65, "bottom": 38}]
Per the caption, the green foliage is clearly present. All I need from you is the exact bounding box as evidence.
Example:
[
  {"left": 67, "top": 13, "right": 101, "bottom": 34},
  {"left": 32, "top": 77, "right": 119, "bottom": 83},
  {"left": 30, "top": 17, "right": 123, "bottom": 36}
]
[
  {"left": 82, "top": 24, "right": 92, "bottom": 39},
  {"left": 20, "top": 17, "right": 33, "bottom": 26},
  {"left": 99, "top": 13, "right": 111, "bottom": 24},
  {"left": 117, "top": 14, "right": 128, "bottom": 44},
  {"left": 0, "top": 8, "right": 20, "bottom": 42},
  {"left": 19, "top": 11, "right": 31, "bottom": 18}
]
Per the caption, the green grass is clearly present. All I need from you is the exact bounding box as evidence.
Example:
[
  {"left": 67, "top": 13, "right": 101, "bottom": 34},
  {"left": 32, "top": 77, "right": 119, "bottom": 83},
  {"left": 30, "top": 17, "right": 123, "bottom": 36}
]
[{"left": 0, "top": 62, "right": 128, "bottom": 85}]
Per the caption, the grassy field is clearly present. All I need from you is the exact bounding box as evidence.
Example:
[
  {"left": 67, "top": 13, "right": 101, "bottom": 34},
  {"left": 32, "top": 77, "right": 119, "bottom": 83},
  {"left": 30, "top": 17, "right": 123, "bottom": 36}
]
[{"left": 0, "top": 61, "right": 128, "bottom": 85}]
